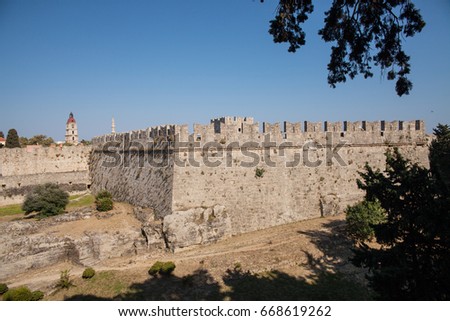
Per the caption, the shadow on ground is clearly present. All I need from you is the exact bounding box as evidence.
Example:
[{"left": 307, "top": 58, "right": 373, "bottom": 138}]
[{"left": 66, "top": 219, "right": 372, "bottom": 301}]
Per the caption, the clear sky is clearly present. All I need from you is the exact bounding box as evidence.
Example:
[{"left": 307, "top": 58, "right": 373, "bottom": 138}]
[{"left": 0, "top": 0, "right": 449, "bottom": 141}]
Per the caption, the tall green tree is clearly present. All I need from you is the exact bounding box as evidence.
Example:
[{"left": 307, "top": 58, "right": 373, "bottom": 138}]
[
  {"left": 350, "top": 144, "right": 450, "bottom": 300},
  {"left": 0, "top": 131, "right": 4, "bottom": 138},
  {"left": 5, "top": 129, "right": 21, "bottom": 148},
  {"left": 430, "top": 124, "right": 450, "bottom": 196},
  {"left": 28, "top": 135, "right": 55, "bottom": 147},
  {"left": 262, "top": 0, "right": 425, "bottom": 96}
]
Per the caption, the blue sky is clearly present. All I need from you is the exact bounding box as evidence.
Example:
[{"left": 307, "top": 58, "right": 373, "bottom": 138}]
[{"left": 0, "top": 0, "right": 449, "bottom": 141}]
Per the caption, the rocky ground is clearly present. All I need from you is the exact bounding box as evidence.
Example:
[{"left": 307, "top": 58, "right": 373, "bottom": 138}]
[{"left": 0, "top": 204, "right": 371, "bottom": 300}]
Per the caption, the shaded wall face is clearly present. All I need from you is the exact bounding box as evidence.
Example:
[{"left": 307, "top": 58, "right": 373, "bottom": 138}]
[{"left": 89, "top": 149, "right": 174, "bottom": 219}]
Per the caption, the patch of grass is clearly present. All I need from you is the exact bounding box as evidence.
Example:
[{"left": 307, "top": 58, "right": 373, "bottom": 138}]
[
  {"left": 0, "top": 194, "right": 94, "bottom": 218},
  {"left": 0, "top": 204, "right": 24, "bottom": 217},
  {"left": 67, "top": 194, "right": 95, "bottom": 209},
  {"left": 49, "top": 271, "right": 130, "bottom": 300}
]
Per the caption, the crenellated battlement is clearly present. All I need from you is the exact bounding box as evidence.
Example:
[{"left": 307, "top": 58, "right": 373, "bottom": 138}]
[{"left": 91, "top": 117, "right": 427, "bottom": 148}]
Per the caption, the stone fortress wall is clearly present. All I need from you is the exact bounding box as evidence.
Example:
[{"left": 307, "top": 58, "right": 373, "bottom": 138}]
[
  {"left": 90, "top": 117, "right": 430, "bottom": 249},
  {"left": 0, "top": 145, "right": 91, "bottom": 206}
]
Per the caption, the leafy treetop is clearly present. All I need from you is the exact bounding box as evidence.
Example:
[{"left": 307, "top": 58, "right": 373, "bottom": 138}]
[
  {"left": 5, "top": 129, "right": 21, "bottom": 148},
  {"left": 262, "top": 0, "right": 425, "bottom": 96}
]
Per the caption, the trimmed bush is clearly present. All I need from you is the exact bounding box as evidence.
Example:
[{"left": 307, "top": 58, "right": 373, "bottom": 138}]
[
  {"left": 148, "top": 261, "right": 176, "bottom": 277},
  {"left": 3, "top": 286, "right": 32, "bottom": 301},
  {"left": 95, "top": 190, "right": 113, "bottom": 212},
  {"left": 82, "top": 268, "right": 96, "bottom": 279},
  {"left": 160, "top": 262, "right": 176, "bottom": 276},
  {"left": 22, "top": 183, "right": 69, "bottom": 217},
  {"left": 96, "top": 197, "right": 113, "bottom": 212},
  {"left": 148, "top": 261, "right": 164, "bottom": 276},
  {"left": 0, "top": 283, "right": 8, "bottom": 295},
  {"left": 30, "top": 290, "right": 44, "bottom": 301},
  {"left": 346, "top": 199, "right": 386, "bottom": 243}
]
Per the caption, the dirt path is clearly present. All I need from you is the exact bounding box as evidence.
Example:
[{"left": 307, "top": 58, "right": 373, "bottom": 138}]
[{"left": 4, "top": 206, "right": 360, "bottom": 296}]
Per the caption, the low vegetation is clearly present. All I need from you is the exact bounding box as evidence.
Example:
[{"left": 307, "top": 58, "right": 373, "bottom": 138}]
[
  {"left": 22, "top": 183, "right": 69, "bottom": 217},
  {"left": 82, "top": 268, "right": 96, "bottom": 279},
  {"left": 348, "top": 124, "right": 450, "bottom": 300},
  {"left": 2, "top": 286, "right": 44, "bottom": 301},
  {"left": 0, "top": 283, "right": 8, "bottom": 295},
  {"left": 148, "top": 261, "right": 176, "bottom": 277},
  {"left": 67, "top": 194, "right": 95, "bottom": 209},
  {"left": 95, "top": 190, "right": 113, "bottom": 212},
  {"left": 56, "top": 270, "right": 74, "bottom": 290},
  {"left": 0, "top": 204, "right": 25, "bottom": 217},
  {"left": 345, "top": 200, "right": 386, "bottom": 243}
]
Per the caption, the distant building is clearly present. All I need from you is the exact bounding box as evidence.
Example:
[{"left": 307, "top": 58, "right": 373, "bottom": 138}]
[
  {"left": 0, "top": 137, "right": 5, "bottom": 147},
  {"left": 65, "top": 112, "right": 79, "bottom": 145},
  {"left": 112, "top": 117, "right": 116, "bottom": 134}
]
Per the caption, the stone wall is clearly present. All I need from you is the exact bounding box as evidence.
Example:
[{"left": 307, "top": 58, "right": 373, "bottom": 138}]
[
  {"left": 90, "top": 117, "right": 430, "bottom": 250},
  {"left": 0, "top": 146, "right": 91, "bottom": 205},
  {"left": 89, "top": 143, "right": 174, "bottom": 219}
]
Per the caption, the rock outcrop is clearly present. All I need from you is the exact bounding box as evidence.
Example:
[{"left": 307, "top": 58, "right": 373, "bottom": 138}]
[{"left": 0, "top": 207, "right": 152, "bottom": 280}]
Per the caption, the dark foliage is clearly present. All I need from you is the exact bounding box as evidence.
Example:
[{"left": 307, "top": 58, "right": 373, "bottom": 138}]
[
  {"left": 3, "top": 286, "right": 44, "bottom": 301},
  {"left": 148, "top": 261, "right": 176, "bottom": 277},
  {"left": 5, "top": 128, "right": 21, "bottom": 148},
  {"left": 350, "top": 144, "right": 450, "bottom": 300},
  {"left": 263, "top": 0, "right": 425, "bottom": 96},
  {"left": 22, "top": 183, "right": 69, "bottom": 217},
  {"left": 95, "top": 190, "right": 114, "bottom": 212},
  {"left": 346, "top": 199, "right": 386, "bottom": 243},
  {"left": 0, "top": 283, "right": 8, "bottom": 295},
  {"left": 82, "top": 268, "right": 96, "bottom": 279},
  {"left": 26, "top": 135, "right": 55, "bottom": 146},
  {"left": 430, "top": 124, "right": 450, "bottom": 196}
]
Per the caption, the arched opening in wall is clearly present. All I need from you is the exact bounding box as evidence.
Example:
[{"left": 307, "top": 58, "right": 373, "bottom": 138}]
[
  {"left": 381, "top": 132, "right": 385, "bottom": 137},
  {"left": 238, "top": 128, "right": 241, "bottom": 132},
  {"left": 69, "top": 182, "right": 72, "bottom": 185},
  {"left": 87, "top": 184, "right": 91, "bottom": 190},
  {"left": 196, "top": 135, "right": 202, "bottom": 141},
  {"left": 340, "top": 132, "right": 345, "bottom": 138}
]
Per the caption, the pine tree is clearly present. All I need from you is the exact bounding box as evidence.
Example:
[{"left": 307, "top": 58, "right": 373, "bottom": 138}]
[{"left": 5, "top": 129, "right": 21, "bottom": 148}]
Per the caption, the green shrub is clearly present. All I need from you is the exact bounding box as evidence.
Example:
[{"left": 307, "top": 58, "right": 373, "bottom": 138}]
[
  {"left": 82, "top": 268, "right": 96, "bottom": 279},
  {"left": 3, "top": 286, "right": 32, "bottom": 301},
  {"left": 160, "top": 262, "right": 176, "bottom": 276},
  {"left": 0, "top": 283, "right": 8, "bottom": 295},
  {"left": 95, "top": 190, "right": 113, "bottom": 212},
  {"left": 148, "top": 261, "right": 164, "bottom": 276},
  {"left": 30, "top": 290, "right": 44, "bottom": 301},
  {"left": 255, "top": 167, "right": 265, "bottom": 178},
  {"left": 346, "top": 199, "right": 386, "bottom": 243},
  {"left": 96, "top": 197, "right": 113, "bottom": 212},
  {"left": 96, "top": 190, "right": 112, "bottom": 200},
  {"left": 148, "top": 261, "right": 176, "bottom": 277},
  {"left": 56, "top": 270, "right": 74, "bottom": 289},
  {"left": 22, "top": 183, "right": 69, "bottom": 217},
  {"left": 3, "top": 286, "right": 44, "bottom": 301}
]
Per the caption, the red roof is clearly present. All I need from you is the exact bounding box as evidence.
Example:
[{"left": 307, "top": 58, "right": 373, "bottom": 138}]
[
  {"left": 0, "top": 137, "right": 5, "bottom": 142},
  {"left": 67, "top": 112, "right": 76, "bottom": 124}
]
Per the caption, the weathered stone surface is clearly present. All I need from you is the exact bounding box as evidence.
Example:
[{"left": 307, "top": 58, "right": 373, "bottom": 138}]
[
  {"left": 0, "top": 208, "right": 148, "bottom": 280},
  {"left": 0, "top": 146, "right": 91, "bottom": 206},
  {"left": 134, "top": 206, "right": 166, "bottom": 250},
  {"left": 163, "top": 205, "right": 231, "bottom": 250}
]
